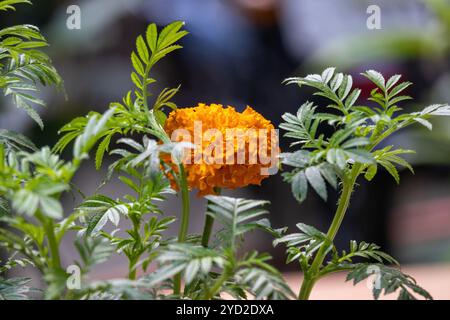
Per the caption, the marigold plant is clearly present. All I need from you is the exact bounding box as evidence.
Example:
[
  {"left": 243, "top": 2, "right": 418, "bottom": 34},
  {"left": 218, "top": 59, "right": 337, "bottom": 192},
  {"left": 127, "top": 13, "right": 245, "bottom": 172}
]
[{"left": 0, "top": 0, "right": 449, "bottom": 302}]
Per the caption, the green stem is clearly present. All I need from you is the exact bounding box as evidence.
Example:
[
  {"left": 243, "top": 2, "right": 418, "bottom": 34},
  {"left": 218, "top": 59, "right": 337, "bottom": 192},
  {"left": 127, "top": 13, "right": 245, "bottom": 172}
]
[
  {"left": 128, "top": 258, "right": 138, "bottom": 280},
  {"left": 173, "top": 164, "right": 190, "bottom": 295},
  {"left": 201, "top": 188, "right": 221, "bottom": 247},
  {"left": 201, "top": 215, "right": 214, "bottom": 247},
  {"left": 42, "top": 217, "right": 61, "bottom": 269},
  {"left": 298, "top": 164, "right": 362, "bottom": 300},
  {"left": 0, "top": 143, "right": 5, "bottom": 171},
  {"left": 204, "top": 269, "right": 230, "bottom": 300}
]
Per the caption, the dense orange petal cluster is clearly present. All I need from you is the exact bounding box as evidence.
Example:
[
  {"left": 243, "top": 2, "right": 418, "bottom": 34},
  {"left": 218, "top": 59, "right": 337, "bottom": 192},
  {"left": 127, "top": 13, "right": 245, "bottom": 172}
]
[{"left": 163, "top": 103, "right": 277, "bottom": 195}]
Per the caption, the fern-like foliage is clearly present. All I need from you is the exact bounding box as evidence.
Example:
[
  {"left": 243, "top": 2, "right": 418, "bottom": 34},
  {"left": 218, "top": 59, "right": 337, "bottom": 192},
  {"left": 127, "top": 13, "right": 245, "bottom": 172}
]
[
  {"left": 235, "top": 267, "right": 294, "bottom": 300},
  {"left": 147, "top": 243, "right": 225, "bottom": 287},
  {"left": 145, "top": 195, "right": 294, "bottom": 300},
  {"left": 0, "top": 276, "right": 35, "bottom": 300},
  {"left": 54, "top": 21, "right": 188, "bottom": 169},
  {"left": 274, "top": 223, "right": 332, "bottom": 272},
  {"left": 282, "top": 67, "right": 450, "bottom": 203},
  {"left": 205, "top": 195, "right": 270, "bottom": 249},
  {"left": 0, "top": 0, "right": 63, "bottom": 128},
  {"left": 346, "top": 263, "right": 432, "bottom": 300},
  {"left": 74, "top": 236, "right": 114, "bottom": 274},
  {"left": 0, "top": 0, "right": 30, "bottom": 11},
  {"left": 0, "top": 108, "right": 112, "bottom": 290},
  {"left": 275, "top": 222, "right": 431, "bottom": 299}
]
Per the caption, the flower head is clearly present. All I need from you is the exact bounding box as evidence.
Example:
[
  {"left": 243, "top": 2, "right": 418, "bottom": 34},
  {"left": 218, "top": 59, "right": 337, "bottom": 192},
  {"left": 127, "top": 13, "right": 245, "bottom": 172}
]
[{"left": 163, "top": 103, "right": 278, "bottom": 195}]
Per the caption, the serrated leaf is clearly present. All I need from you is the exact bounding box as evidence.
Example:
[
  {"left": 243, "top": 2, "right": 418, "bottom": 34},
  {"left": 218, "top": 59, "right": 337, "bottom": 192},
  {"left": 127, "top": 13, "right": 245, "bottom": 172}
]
[
  {"left": 95, "top": 133, "right": 113, "bottom": 170},
  {"left": 330, "top": 73, "right": 343, "bottom": 91},
  {"left": 386, "top": 74, "right": 401, "bottom": 90},
  {"left": 345, "top": 88, "right": 361, "bottom": 109},
  {"left": 136, "top": 35, "right": 149, "bottom": 63},
  {"left": 413, "top": 117, "right": 432, "bottom": 130},
  {"left": 291, "top": 171, "right": 308, "bottom": 202},
  {"left": 364, "top": 164, "right": 378, "bottom": 181},
  {"left": 346, "top": 264, "right": 432, "bottom": 300},
  {"left": 388, "top": 81, "right": 412, "bottom": 98},
  {"left": 156, "top": 21, "right": 188, "bottom": 50},
  {"left": 305, "top": 166, "right": 327, "bottom": 201},
  {"left": 345, "top": 149, "right": 375, "bottom": 164},
  {"left": 363, "top": 70, "right": 385, "bottom": 90},
  {"left": 321, "top": 67, "right": 335, "bottom": 84},
  {"left": 146, "top": 23, "right": 158, "bottom": 52},
  {"left": 39, "top": 196, "right": 63, "bottom": 219},
  {"left": 378, "top": 160, "right": 400, "bottom": 184},
  {"left": 0, "top": 129, "right": 37, "bottom": 151},
  {"left": 338, "top": 74, "right": 353, "bottom": 99},
  {"left": 131, "top": 51, "right": 145, "bottom": 76}
]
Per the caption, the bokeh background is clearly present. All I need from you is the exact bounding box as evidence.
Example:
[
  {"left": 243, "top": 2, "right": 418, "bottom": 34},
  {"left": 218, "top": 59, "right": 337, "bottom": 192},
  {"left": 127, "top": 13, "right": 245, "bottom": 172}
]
[{"left": 1, "top": 0, "right": 450, "bottom": 287}]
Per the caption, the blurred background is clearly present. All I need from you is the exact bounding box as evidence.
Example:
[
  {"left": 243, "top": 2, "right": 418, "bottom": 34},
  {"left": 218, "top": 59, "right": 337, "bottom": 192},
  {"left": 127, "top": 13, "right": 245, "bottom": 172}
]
[{"left": 1, "top": 0, "right": 450, "bottom": 287}]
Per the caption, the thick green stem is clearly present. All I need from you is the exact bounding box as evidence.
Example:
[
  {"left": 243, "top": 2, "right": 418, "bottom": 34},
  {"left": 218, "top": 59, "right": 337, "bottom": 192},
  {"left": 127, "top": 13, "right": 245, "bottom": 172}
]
[
  {"left": 128, "top": 258, "right": 138, "bottom": 280},
  {"left": 298, "top": 164, "right": 362, "bottom": 300},
  {"left": 43, "top": 217, "right": 61, "bottom": 269},
  {"left": 173, "top": 164, "right": 190, "bottom": 295},
  {"left": 201, "top": 215, "right": 214, "bottom": 247},
  {"left": 0, "top": 143, "right": 5, "bottom": 171},
  {"left": 201, "top": 188, "right": 220, "bottom": 247},
  {"left": 203, "top": 269, "right": 230, "bottom": 300}
]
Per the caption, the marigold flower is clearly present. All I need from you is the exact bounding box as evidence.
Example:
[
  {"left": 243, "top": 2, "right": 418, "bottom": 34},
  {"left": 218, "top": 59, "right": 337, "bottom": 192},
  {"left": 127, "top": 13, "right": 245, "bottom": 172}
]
[{"left": 163, "top": 103, "right": 278, "bottom": 195}]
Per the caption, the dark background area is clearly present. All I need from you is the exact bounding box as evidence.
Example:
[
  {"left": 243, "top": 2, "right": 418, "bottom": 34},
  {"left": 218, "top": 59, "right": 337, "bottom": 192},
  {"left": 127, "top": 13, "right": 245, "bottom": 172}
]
[{"left": 1, "top": 0, "right": 450, "bottom": 280}]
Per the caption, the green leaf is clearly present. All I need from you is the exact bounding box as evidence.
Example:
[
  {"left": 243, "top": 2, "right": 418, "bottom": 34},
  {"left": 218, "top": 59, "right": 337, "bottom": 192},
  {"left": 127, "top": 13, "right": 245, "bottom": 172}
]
[
  {"left": 338, "top": 74, "right": 353, "bottom": 99},
  {"left": 344, "top": 88, "right": 361, "bottom": 109},
  {"left": 386, "top": 74, "right": 401, "bottom": 90},
  {"left": 413, "top": 117, "right": 432, "bottom": 130},
  {"left": 136, "top": 35, "right": 149, "bottom": 63},
  {"left": 205, "top": 195, "right": 270, "bottom": 247},
  {"left": 419, "top": 104, "right": 450, "bottom": 116},
  {"left": 274, "top": 223, "right": 331, "bottom": 268},
  {"left": 362, "top": 70, "right": 385, "bottom": 90},
  {"left": 291, "top": 171, "right": 308, "bottom": 203},
  {"left": 341, "top": 137, "right": 369, "bottom": 149},
  {"left": 151, "top": 45, "right": 183, "bottom": 65},
  {"left": 0, "top": 129, "right": 37, "bottom": 151},
  {"left": 388, "top": 81, "right": 412, "bottom": 98},
  {"left": 318, "top": 164, "right": 338, "bottom": 189},
  {"left": 0, "top": 277, "right": 34, "bottom": 300},
  {"left": 344, "top": 149, "right": 375, "bottom": 164},
  {"left": 346, "top": 264, "right": 432, "bottom": 300},
  {"left": 156, "top": 21, "right": 188, "bottom": 50},
  {"left": 378, "top": 160, "right": 400, "bottom": 184},
  {"left": 77, "top": 195, "right": 128, "bottom": 235},
  {"left": 131, "top": 71, "right": 142, "bottom": 89},
  {"left": 236, "top": 267, "right": 295, "bottom": 300},
  {"left": 330, "top": 72, "right": 343, "bottom": 91},
  {"left": 146, "top": 23, "right": 158, "bottom": 52},
  {"left": 39, "top": 196, "right": 63, "bottom": 219},
  {"left": 320, "top": 67, "right": 335, "bottom": 84},
  {"left": 75, "top": 236, "right": 114, "bottom": 272},
  {"left": 280, "top": 102, "right": 319, "bottom": 147},
  {"left": 148, "top": 243, "right": 223, "bottom": 287},
  {"left": 305, "top": 166, "right": 327, "bottom": 201},
  {"left": 0, "top": 197, "right": 9, "bottom": 217},
  {"left": 131, "top": 51, "right": 145, "bottom": 76},
  {"left": 364, "top": 164, "right": 377, "bottom": 181},
  {"left": 95, "top": 133, "right": 113, "bottom": 170}
]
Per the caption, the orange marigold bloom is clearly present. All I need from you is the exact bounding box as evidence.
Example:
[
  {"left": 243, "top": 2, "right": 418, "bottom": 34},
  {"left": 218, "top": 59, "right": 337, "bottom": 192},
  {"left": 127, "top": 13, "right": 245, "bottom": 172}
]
[{"left": 163, "top": 103, "right": 278, "bottom": 195}]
